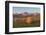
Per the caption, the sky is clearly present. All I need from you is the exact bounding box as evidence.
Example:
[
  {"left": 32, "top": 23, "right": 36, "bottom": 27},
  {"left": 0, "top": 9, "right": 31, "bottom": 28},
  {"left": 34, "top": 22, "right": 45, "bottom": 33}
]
[{"left": 13, "top": 7, "right": 40, "bottom": 14}]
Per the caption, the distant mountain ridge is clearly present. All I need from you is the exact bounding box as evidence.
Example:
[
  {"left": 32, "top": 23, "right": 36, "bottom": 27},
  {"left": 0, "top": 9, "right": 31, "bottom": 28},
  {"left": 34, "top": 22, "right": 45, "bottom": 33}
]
[{"left": 13, "top": 12, "right": 40, "bottom": 18}]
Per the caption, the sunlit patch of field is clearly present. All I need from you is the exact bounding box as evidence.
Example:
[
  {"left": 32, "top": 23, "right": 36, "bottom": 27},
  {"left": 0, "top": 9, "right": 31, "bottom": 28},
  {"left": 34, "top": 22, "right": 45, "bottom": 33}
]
[{"left": 13, "top": 16, "right": 40, "bottom": 28}]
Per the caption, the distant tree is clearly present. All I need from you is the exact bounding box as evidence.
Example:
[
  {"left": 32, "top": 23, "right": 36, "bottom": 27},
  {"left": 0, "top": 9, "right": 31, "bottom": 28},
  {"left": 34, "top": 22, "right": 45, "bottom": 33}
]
[
  {"left": 24, "top": 12, "right": 28, "bottom": 14},
  {"left": 22, "top": 12, "right": 28, "bottom": 16}
]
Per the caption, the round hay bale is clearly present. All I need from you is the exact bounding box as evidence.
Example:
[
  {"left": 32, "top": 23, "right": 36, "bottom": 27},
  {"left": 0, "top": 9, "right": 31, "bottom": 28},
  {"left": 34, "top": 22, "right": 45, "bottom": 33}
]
[{"left": 25, "top": 17, "right": 32, "bottom": 24}]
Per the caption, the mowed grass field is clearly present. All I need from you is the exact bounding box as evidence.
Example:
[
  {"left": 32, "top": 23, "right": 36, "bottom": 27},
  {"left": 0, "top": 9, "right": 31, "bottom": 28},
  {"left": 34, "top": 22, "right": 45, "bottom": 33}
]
[{"left": 13, "top": 16, "right": 40, "bottom": 28}]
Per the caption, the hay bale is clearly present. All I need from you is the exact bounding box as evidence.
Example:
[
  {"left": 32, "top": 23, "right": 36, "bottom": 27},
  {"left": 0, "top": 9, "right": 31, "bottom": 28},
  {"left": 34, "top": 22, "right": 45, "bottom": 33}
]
[{"left": 25, "top": 17, "right": 32, "bottom": 24}]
